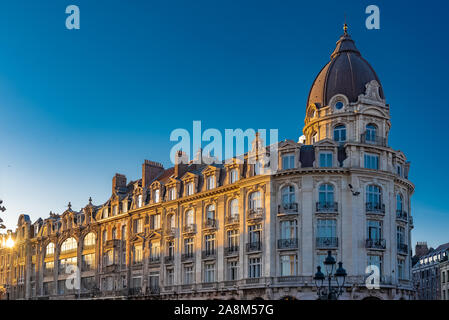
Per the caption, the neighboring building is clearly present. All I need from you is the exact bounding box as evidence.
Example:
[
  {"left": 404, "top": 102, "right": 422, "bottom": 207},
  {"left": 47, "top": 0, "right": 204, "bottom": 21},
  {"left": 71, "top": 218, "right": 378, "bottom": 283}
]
[
  {"left": 0, "top": 25, "right": 415, "bottom": 300},
  {"left": 412, "top": 243, "right": 449, "bottom": 300},
  {"left": 440, "top": 257, "right": 449, "bottom": 300},
  {"left": 412, "top": 242, "right": 429, "bottom": 267}
]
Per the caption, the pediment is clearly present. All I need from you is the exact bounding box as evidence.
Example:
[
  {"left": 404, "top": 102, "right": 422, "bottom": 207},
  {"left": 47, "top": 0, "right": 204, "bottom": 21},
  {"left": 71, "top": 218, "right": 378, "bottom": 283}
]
[
  {"left": 314, "top": 138, "right": 338, "bottom": 147},
  {"left": 180, "top": 171, "right": 198, "bottom": 181}
]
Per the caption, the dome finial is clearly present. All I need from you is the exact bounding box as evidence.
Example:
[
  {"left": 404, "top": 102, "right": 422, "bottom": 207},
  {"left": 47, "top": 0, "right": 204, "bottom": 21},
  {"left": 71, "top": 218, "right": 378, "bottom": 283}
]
[{"left": 343, "top": 13, "right": 348, "bottom": 35}]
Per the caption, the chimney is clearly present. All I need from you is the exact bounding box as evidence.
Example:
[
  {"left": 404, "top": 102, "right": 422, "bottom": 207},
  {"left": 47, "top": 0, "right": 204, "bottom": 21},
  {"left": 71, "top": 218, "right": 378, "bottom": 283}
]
[
  {"left": 415, "top": 242, "right": 429, "bottom": 257},
  {"left": 112, "top": 173, "right": 127, "bottom": 194},
  {"left": 142, "top": 160, "right": 164, "bottom": 188},
  {"left": 174, "top": 150, "right": 189, "bottom": 178}
]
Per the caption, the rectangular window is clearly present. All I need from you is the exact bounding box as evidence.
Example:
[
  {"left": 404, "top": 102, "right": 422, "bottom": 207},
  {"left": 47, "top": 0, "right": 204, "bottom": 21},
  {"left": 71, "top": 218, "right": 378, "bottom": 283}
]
[
  {"left": 150, "top": 214, "right": 161, "bottom": 230},
  {"left": 82, "top": 253, "right": 95, "bottom": 271},
  {"left": 154, "top": 189, "right": 160, "bottom": 203},
  {"left": 280, "top": 220, "right": 297, "bottom": 239},
  {"left": 280, "top": 254, "right": 297, "bottom": 276},
  {"left": 204, "top": 263, "right": 215, "bottom": 283},
  {"left": 207, "top": 176, "right": 215, "bottom": 190},
  {"left": 150, "top": 242, "right": 160, "bottom": 261},
  {"left": 205, "top": 234, "right": 216, "bottom": 255},
  {"left": 166, "top": 267, "right": 174, "bottom": 285},
  {"left": 282, "top": 154, "right": 295, "bottom": 170},
  {"left": 227, "top": 229, "right": 239, "bottom": 251},
  {"left": 132, "top": 276, "right": 142, "bottom": 288},
  {"left": 113, "top": 205, "right": 118, "bottom": 216},
  {"left": 227, "top": 260, "right": 239, "bottom": 281},
  {"left": 186, "top": 183, "right": 194, "bottom": 196},
  {"left": 317, "top": 219, "right": 336, "bottom": 238},
  {"left": 184, "top": 265, "right": 194, "bottom": 284},
  {"left": 169, "top": 188, "right": 176, "bottom": 200},
  {"left": 398, "top": 259, "right": 405, "bottom": 280},
  {"left": 149, "top": 272, "right": 159, "bottom": 289},
  {"left": 248, "top": 224, "right": 262, "bottom": 245},
  {"left": 319, "top": 152, "right": 333, "bottom": 167},
  {"left": 133, "top": 245, "right": 143, "bottom": 264},
  {"left": 137, "top": 195, "right": 143, "bottom": 208},
  {"left": 184, "top": 238, "right": 194, "bottom": 256},
  {"left": 248, "top": 257, "right": 261, "bottom": 278},
  {"left": 167, "top": 240, "right": 175, "bottom": 257},
  {"left": 364, "top": 153, "right": 379, "bottom": 170},
  {"left": 397, "top": 226, "right": 405, "bottom": 245},
  {"left": 133, "top": 219, "right": 143, "bottom": 234},
  {"left": 367, "top": 220, "right": 382, "bottom": 240}
]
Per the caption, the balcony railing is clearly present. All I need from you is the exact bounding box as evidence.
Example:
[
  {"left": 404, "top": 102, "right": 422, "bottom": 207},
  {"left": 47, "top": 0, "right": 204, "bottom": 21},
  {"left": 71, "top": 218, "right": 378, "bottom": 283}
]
[
  {"left": 278, "top": 238, "right": 298, "bottom": 249},
  {"left": 148, "top": 256, "right": 161, "bottom": 264},
  {"left": 247, "top": 208, "right": 264, "bottom": 220},
  {"left": 181, "top": 253, "right": 195, "bottom": 261},
  {"left": 316, "top": 237, "right": 338, "bottom": 248},
  {"left": 165, "top": 228, "right": 176, "bottom": 236},
  {"left": 278, "top": 203, "right": 298, "bottom": 214},
  {"left": 147, "top": 286, "right": 160, "bottom": 295},
  {"left": 366, "top": 238, "right": 386, "bottom": 250},
  {"left": 225, "top": 215, "right": 239, "bottom": 225},
  {"left": 103, "top": 263, "right": 118, "bottom": 273},
  {"left": 246, "top": 242, "right": 262, "bottom": 252},
  {"left": 396, "top": 210, "right": 408, "bottom": 221},
  {"left": 316, "top": 202, "right": 338, "bottom": 213},
  {"left": 398, "top": 243, "right": 408, "bottom": 254},
  {"left": 129, "top": 287, "right": 143, "bottom": 296},
  {"left": 360, "top": 133, "right": 386, "bottom": 147},
  {"left": 202, "top": 249, "right": 216, "bottom": 259},
  {"left": 224, "top": 246, "right": 239, "bottom": 256},
  {"left": 183, "top": 224, "right": 196, "bottom": 234},
  {"left": 203, "top": 218, "right": 217, "bottom": 229},
  {"left": 164, "top": 255, "right": 174, "bottom": 264},
  {"left": 104, "top": 239, "right": 123, "bottom": 249},
  {"left": 365, "top": 202, "right": 385, "bottom": 214}
]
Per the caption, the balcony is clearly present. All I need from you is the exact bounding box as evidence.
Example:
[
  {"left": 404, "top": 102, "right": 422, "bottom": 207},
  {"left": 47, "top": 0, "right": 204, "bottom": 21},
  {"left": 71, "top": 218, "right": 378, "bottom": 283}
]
[
  {"left": 103, "top": 263, "right": 118, "bottom": 273},
  {"left": 224, "top": 246, "right": 239, "bottom": 256},
  {"left": 246, "top": 242, "right": 262, "bottom": 252},
  {"left": 147, "top": 286, "right": 160, "bottom": 295},
  {"left": 104, "top": 239, "right": 123, "bottom": 249},
  {"left": 183, "top": 224, "right": 196, "bottom": 234},
  {"left": 165, "top": 228, "right": 176, "bottom": 237},
  {"left": 164, "top": 255, "right": 174, "bottom": 264},
  {"left": 316, "top": 237, "right": 338, "bottom": 248},
  {"left": 81, "top": 263, "right": 96, "bottom": 272},
  {"left": 181, "top": 253, "right": 195, "bottom": 262},
  {"left": 203, "top": 218, "right": 217, "bottom": 230},
  {"left": 129, "top": 287, "right": 143, "bottom": 296},
  {"left": 396, "top": 210, "right": 408, "bottom": 222},
  {"left": 365, "top": 202, "right": 385, "bottom": 214},
  {"left": 148, "top": 256, "right": 161, "bottom": 265},
  {"left": 360, "top": 133, "right": 386, "bottom": 147},
  {"left": 225, "top": 215, "right": 239, "bottom": 225},
  {"left": 398, "top": 243, "right": 408, "bottom": 255},
  {"left": 202, "top": 249, "right": 216, "bottom": 259},
  {"left": 278, "top": 203, "right": 298, "bottom": 215},
  {"left": 365, "top": 238, "right": 386, "bottom": 250},
  {"left": 247, "top": 208, "right": 264, "bottom": 221},
  {"left": 316, "top": 202, "right": 338, "bottom": 214},
  {"left": 277, "top": 238, "right": 298, "bottom": 250}
]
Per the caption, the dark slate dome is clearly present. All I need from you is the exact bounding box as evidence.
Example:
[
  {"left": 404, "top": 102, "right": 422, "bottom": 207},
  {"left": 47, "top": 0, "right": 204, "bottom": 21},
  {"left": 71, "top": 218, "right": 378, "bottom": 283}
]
[{"left": 307, "top": 25, "right": 384, "bottom": 108}]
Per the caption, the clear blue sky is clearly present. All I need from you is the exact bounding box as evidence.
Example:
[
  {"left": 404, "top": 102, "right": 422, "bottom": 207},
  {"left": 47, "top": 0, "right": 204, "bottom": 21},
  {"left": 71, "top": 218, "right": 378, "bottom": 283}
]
[{"left": 0, "top": 0, "right": 448, "bottom": 249}]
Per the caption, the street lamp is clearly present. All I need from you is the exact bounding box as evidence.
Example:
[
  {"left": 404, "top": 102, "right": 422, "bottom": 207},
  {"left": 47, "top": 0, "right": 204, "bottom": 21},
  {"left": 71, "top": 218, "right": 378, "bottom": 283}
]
[{"left": 313, "top": 250, "right": 347, "bottom": 300}]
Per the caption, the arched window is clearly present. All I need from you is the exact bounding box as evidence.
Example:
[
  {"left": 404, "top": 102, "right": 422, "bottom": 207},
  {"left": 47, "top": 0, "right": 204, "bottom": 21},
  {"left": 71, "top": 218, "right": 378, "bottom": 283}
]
[
  {"left": 366, "top": 124, "right": 377, "bottom": 142},
  {"left": 230, "top": 199, "right": 239, "bottom": 217},
  {"left": 281, "top": 186, "right": 295, "bottom": 208},
  {"left": 206, "top": 204, "right": 215, "bottom": 220},
  {"left": 318, "top": 184, "right": 334, "bottom": 207},
  {"left": 185, "top": 209, "right": 194, "bottom": 226},
  {"left": 46, "top": 242, "right": 55, "bottom": 256},
  {"left": 61, "top": 237, "right": 77, "bottom": 253},
  {"left": 249, "top": 191, "right": 261, "bottom": 210},
  {"left": 83, "top": 232, "right": 96, "bottom": 247},
  {"left": 230, "top": 169, "right": 239, "bottom": 183},
  {"left": 366, "top": 185, "right": 382, "bottom": 210},
  {"left": 333, "top": 125, "right": 346, "bottom": 143}
]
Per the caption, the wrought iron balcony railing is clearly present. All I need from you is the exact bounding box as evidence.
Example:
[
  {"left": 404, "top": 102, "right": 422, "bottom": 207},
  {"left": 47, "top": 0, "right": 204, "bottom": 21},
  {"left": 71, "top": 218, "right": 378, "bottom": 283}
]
[
  {"left": 148, "top": 256, "right": 161, "bottom": 264},
  {"left": 202, "top": 249, "right": 216, "bottom": 259},
  {"left": 277, "top": 238, "right": 298, "bottom": 249},
  {"left": 366, "top": 202, "right": 385, "bottom": 214},
  {"left": 316, "top": 202, "right": 338, "bottom": 213},
  {"left": 225, "top": 215, "right": 239, "bottom": 225},
  {"left": 246, "top": 241, "right": 262, "bottom": 252},
  {"left": 164, "top": 255, "right": 174, "bottom": 264},
  {"left": 398, "top": 243, "right": 408, "bottom": 254},
  {"left": 396, "top": 210, "right": 408, "bottom": 221},
  {"left": 183, "top": 224, "right": 196, "bottom": 234},
  {"left": 147, "top": 286, "right": 160, "bottom": 295},
  {"left": 316, "top": 237, "right": 338, "bottom": 248},
  {"left": 360, "top": 133, "right": 386, "bottom": 147},
  {"left": 366, "top": 238, "right": 386, "bottom": 250},
  {"left": 278, "top": 203, "right": 298, "bottom": 214},
  {"left": 181, "top": 252, "right": 195, "bottom": 261},
  {"left": 203, "top": 218, "right": 217, "bottom": 229},
  {"left": 247, "top": 208, "right": 264, "bottom": 220},
  {"left": 224, "top": 246, "right": 239, "bottom": 256}
]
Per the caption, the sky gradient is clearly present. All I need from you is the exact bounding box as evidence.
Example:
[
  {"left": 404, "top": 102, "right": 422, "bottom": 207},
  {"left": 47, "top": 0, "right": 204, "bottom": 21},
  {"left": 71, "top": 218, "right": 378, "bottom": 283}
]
[{"left": 0, "top": 0, "right": 448, "bottom": 249}]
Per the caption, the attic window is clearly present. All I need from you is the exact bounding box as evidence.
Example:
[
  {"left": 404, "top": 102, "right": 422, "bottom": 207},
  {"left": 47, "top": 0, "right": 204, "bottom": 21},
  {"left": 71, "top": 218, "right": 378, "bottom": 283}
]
[
  {"left": 207, "top": 176, "right": 215, "bottom": 190},
  {"left": 186, "top": 182, "right": 194, "bottom": 196},
  {"left": 335, "top": 101, "right": 344, "bottom": 110},
  {"left": 154, "top": 189, "right": 160, "bottom": 203}
]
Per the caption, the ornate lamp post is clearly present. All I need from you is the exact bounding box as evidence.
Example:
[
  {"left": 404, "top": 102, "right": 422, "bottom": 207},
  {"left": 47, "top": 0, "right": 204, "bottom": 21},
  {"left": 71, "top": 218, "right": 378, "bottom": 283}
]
[{"left": 313, "top": 250, "right": 347, "bottom": 300}]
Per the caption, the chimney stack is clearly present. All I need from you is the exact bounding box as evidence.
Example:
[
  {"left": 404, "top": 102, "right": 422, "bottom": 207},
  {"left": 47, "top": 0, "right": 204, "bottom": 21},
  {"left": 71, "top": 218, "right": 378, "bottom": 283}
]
[
  {"left": 174, "top": 150, "right": 189, "bottom": 178},
  {"left": 112, "top": 173, "right": 127, "bottom": 194},
  {"left": 142, "top": 160, "right": 164, "bottom": 188},
  {"left": 415, "top": 242, "right": 429, "bottom": 257}
]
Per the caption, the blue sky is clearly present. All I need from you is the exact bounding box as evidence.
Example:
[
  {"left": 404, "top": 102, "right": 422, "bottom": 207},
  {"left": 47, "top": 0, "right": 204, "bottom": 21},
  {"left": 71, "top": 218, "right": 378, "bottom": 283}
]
[{"left": 0, "top": 0, "right": 448, "bottom": 249}]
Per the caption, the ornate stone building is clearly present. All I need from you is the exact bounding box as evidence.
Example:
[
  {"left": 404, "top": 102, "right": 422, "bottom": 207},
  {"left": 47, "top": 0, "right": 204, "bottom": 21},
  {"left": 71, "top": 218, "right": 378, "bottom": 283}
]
[{"left": 0, "top": 26, "right": 414, "bottom": 300}]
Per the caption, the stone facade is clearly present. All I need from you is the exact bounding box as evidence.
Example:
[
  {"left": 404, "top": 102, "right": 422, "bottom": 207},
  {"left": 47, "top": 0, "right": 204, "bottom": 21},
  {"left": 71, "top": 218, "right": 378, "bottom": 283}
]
[{"left": 0, "top": 27, "right": 415, "bottom": 300}]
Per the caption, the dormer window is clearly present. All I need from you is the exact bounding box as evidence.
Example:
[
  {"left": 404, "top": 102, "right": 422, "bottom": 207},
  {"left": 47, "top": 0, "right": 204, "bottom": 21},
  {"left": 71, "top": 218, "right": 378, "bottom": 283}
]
[
  {"left": 122, "top": 201, "right": 128, "bottom": 213},
  {"left": 154, "top": 189, "right": 160, "bottom": 203},
  {"left": 254, "top": 161, "right": 262, "bottom": 176},
  {"left": 206, "top": 204, "right": 215, "bottom": 221},
  {"left": 230, "top": 169, "right": 239, "bottom": 183},
  {"left": 335, "top": 101, "right": 344, "bottom": 110},
  {"left": 282, "top": 154, "right": 295, "bottom": 170},
  {"left": 333, "top": 125, "right": 346, "bottom": 143},
  {"left": 113, "top": 205, "right": 118, "bottom": 216},
  {"left": 207, "top": 176, "right": 215, "bottom": 190},
  {"left": 103, "top": 208, "right": 108, "bottom": 219},
  {"left": 365, "top": 124, "right": 377, "bottom": 142},
  {"left": 396, "top": 164, "right": 402, "bottom": 177},
  {"left": 186, "top": 182, "right": 194, "bottom": 196},
  {"left": 137, "top": 195, "right": 143, "bottom": 208}
]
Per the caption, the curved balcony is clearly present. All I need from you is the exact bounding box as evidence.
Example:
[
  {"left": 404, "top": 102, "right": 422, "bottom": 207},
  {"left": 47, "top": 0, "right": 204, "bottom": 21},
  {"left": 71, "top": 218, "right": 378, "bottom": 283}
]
[
  {"left": 202, "top": 218, "right": 217, "bottom": 230},
  {"left": 316, "top": 202, "right": 338, "bottom": 214},
  {"left": 366, "top": 238, "right": 386, "bottom": 250},
  {"left": 361, "top": 133, "right": 386, "bottom": 147},
  {"left": 247, "top": 208, "right": 264, "bottom": 221},
  {"left": 225, "top": 215, "right": 239, "bottom": 225},
  {"left": 396, "top": 210, "right": 408, "bottom": 222},
  {"left": 366, "top": 202, "right": 385, "bottom": 214},
  {"left": 182, "top": 224, "right": 196, "bottom": 234}
]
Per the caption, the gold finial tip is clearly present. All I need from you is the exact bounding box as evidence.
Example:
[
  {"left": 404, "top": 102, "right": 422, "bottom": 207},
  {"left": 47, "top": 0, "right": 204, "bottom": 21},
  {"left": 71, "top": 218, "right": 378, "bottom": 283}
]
[{"left": 343, "top": 23, "right": 348, "bottom": 34}]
